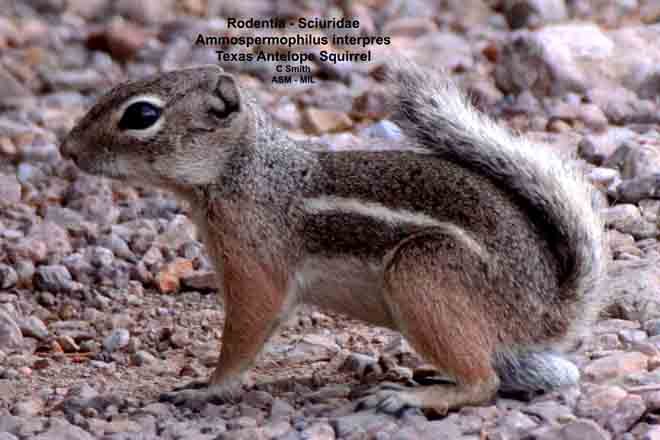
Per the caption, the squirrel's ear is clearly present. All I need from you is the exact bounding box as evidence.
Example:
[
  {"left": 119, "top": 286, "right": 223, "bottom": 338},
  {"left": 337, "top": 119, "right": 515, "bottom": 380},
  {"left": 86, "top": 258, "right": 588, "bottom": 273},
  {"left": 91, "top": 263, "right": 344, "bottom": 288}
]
[{"left": 209, "top": 73, "right": 240, "bottom": 119}]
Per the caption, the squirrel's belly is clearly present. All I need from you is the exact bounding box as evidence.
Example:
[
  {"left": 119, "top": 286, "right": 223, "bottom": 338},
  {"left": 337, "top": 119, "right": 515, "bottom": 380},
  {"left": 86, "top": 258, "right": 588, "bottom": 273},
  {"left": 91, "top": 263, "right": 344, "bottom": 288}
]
[{"left": 293, "top": 257, "right": 395, "bottom": 329}]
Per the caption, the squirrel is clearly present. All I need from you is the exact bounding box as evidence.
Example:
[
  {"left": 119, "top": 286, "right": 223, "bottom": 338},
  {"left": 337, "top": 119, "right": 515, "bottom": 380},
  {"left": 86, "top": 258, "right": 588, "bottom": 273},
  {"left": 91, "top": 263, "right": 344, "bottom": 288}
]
[{"left": 60, "top": 61, "right": 606, "bottom": 413}]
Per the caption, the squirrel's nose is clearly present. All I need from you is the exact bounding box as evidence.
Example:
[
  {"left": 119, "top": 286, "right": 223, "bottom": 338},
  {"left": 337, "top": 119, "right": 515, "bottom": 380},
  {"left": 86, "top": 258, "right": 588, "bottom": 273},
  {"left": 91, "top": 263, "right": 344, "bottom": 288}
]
[{"left": 60, "top": 136, "right": 79, "bottom": 163}]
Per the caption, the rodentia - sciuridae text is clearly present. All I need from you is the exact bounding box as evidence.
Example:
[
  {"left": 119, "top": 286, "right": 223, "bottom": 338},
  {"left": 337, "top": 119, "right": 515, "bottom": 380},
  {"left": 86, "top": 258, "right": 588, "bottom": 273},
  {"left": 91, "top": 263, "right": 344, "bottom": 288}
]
[{"left": 61, "top": 62, "right": 606, "bottom": 413}]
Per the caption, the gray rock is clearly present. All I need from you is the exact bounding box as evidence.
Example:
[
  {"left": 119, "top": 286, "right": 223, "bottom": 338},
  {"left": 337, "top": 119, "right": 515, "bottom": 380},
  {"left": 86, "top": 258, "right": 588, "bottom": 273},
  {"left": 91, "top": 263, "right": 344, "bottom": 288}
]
[
  {"left": 285, "top": 334, "right": 340, "bottom": 363},
  {"left": 299, "top": 422, "right": 334, "bottom": 440},
  {"left": 12, "top": 398, "right": 44, "bottom": 416},
  {"left": 50, "top": 320, "right": 96, "bottom": 342},
  {"left": 181, "top": 270, "right": 217, "bottom": 292},
  {"left": 28, "top": 221, "right": 72, "bottom": 259},
  {"left": 601, "top": 204, "right": 657, "bottom": 239},
  {"left": 95, "top": 234, "right": 135, "bottom": 261},
  {"left": 639, "top": 199, "right": 660, "bottom": 222},
  {"left": 360, "top": 120, "right": 403, "bottom": 141},
  {"left": 588, "top": 167, "right": 620, "bottom": 186},
  {"left": 524, "top": 400, "right": 574, "bottom": 424},
  {"left": 76, "top": 196, "right": 120, "bottom": 225},
  {"left": 305, "top": 385, "right": 351, "bottom": 403},
  {"left": 103, "top": 328, "right": 130, "bottom": 353},
  {"left": 5, "top": 238, "right": 46, "bottom": 264},
  {"left": 43, "top": 69, "right": 112, "bottom": 93},
  {"left": 392, "top": 417, "right": 463, "bottom": 440},
  {"left": 0, "top": 174, "right": 21, "bottom": 204},
  {"left": 497, "top": 410, "right": 539, "bottom": 433},
  {"left": 227, "top": 416, "right": 258, "bottom": 431},
  {"left": 604, "top": 141, "right": 660, "bottom": 180},
  {"left": 588, "top": 86, "right": 659, "bottom": 125},
  {"left": 0, "top": 310, "right": 23, "bottom": 350},
  {"left": 619, "top": 328, "right": 647, "bottom": 345},
  {"left": 15, "top": 415, "right": 47, "bottom": 436},
  {"left": 583, "top": 351, "right": 648, "bottom": 383},
  {"left": 485, "top": 409, "right": 539, "bottom": 438},
  {"left": 332, "top": 411, "right": 398, "bottom": 438},
  {"left": 16, "top": 163, "right": 45, "bottom": 184},
  {"left": 15, "top": 260, "right": 35, "bottom": 287},
  {"left": 605, "top": 259, "right": 660, "bottom": 321},
  {"left": 66, "top": 0, "right": 109, "bottom": 19},
  {"left": 497, "top": 23, "right": 660, "bottom": 99},
  {"left": 0, "top": 118, "right": 33, "bottom": 137},
  {"left": 341, "top": 352, "right": 378, "bottom": 377},
  {"left": 32, "top": 418, "right": 94, "bottom": 440},
  {"left": 87, "top": 246, "right": 114, "bottom": 267},
  {"left": 0, "top": 416, "right": 22, "bottom": 436},
  {"left": 496, "top": 23, "right": 613, "bottom": 96},
  {"left": 34, "top": 265, "right": 74, "bottom": 293},
  {"left": 411, "top": 32, "right": 474, "bottom": 73},
  {"left": 269, "top": 421, "right": 297, "bottom": 438},
  {"left": 62, "top": 386, "right": 124, "bottom": 419},
  {"left": 19, "top": 139, "right": 60, "bottom": 163},
  {"left": 61, "top": 253, "right": 94, "bottom": 283},
  {"left": 578, "top": 127, "right": 639, "bottom": 166},
  {"left": 158, "top": 420, "right": 221, "bottom": 439},
  {"left": 57, "top": 335, "right": 80, "bottom": 353},
  {"left": 503, "top": 0, "right": 567, "bottom": 29},
  {"left": 535, "top": 419, "right": 611, "bottom": 440},
  {"left": 605, "top": 394, "right": 646, "bottom": 435},
  {"left": 637, "top": 65, "right": 660, "bottom": 100},
  {"left": 14, "top": 414, "right": 48, "bottom": 437},
  {"left": 602, "top": 204, "right": 641, "bottom": 229},
  {"left": 270, "top": 399, "right": 295, "bottom": 420},
  {"left": 641, "top": 426, "right": 660, "bottom": 440},
  {"left": 131, "top": 350, "right": 158, "bottom": 366},
  {"left": 18, "top": 316, "right": 49, "bottom": 340},
  {"left": 579, "top": 103, "right": 609, "bottom": 131},
  {"left": 43, "top": 206, "right": 86, "bottom": 231},
  {"left": 645, "top": 319, "right": 660, "bottom": 337},
  {"left": 0, "top": 264, "right": 18, "bottom": 289},
  {"left": 382, "top": 17, "right": 438, "bottom": 38},
  {"left": 115, "top": 0, "right": 173, "bottom": 24},
  {"left": 243, "top": 390, "right": 274, "bottom": 409},
  {"left": 617, "top": 174, "right": 660, "bottom": 203},
  {"left": 0, "top": 65, "right": 34, "bottom": 109},
  {"left": 139, "top": 402, "right": 172, "bottom": 418},
  {"left": 153, "top": 214, "right": 197, "bottom": 249},
  {"left": 576, "top": 384, "right": 627, "bottom": 421}
]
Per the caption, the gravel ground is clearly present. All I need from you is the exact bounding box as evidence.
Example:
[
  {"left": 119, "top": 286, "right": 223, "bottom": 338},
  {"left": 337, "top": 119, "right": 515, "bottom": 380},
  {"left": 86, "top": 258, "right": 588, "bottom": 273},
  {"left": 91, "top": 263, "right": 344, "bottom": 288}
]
[{"left": 2, "top": 0, "right": 660, "bottom": 439}]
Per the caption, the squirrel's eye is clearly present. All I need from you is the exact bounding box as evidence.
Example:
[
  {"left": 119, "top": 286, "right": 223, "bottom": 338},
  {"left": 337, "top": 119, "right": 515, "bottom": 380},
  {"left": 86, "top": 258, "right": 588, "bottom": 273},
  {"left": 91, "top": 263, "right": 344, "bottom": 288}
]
[{"left": 118, "top": 101, "right": 162, "bottom": 130}]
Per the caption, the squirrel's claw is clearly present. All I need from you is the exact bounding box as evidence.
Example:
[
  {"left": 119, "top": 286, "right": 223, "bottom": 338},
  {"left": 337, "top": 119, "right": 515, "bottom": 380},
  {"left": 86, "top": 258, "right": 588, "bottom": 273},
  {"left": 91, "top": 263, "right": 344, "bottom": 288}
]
[
  {"left": 355, "top": 382, "right": 413, "bottom": 414},
  {"left": 159, "top": 382, "right": 242, "bottom": 409}
]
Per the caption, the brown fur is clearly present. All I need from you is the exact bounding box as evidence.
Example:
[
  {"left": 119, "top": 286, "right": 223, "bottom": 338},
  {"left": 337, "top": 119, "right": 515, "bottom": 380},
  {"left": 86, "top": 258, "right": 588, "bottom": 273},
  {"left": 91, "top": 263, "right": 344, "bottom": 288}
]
[{"left": 384, "top": 231, "right": 497, "bottom": 383}]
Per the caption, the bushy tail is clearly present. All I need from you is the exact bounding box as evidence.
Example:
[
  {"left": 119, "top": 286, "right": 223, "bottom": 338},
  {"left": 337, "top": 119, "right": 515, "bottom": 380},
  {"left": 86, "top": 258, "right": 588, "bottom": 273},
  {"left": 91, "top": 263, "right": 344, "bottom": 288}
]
[{"left": 386, "top": 61, "right": 606, "bottom": 331}]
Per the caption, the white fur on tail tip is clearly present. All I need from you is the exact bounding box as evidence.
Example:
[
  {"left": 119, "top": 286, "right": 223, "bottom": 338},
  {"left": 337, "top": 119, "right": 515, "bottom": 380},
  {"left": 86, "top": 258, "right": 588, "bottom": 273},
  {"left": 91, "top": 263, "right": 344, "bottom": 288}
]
[{"left": 496, "top": 350, "right": 580, "bottom": 393}]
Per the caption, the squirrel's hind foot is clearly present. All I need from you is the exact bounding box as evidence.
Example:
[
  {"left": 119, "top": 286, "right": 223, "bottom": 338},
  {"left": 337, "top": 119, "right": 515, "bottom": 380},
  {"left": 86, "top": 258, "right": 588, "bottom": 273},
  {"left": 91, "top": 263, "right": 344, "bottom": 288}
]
[
  {"left": 356, "top": 379, "right": 498, "bottom": 415},
  {"left": 159, "top": 379, "right": 243, "bottom": 409}
]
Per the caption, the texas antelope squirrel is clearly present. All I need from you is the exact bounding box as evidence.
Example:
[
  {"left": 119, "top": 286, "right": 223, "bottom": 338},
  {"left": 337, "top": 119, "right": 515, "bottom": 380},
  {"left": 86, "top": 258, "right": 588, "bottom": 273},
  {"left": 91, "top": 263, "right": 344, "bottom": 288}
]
[{"left": 61, "top": 62, "right": 606, "bottom": 413}]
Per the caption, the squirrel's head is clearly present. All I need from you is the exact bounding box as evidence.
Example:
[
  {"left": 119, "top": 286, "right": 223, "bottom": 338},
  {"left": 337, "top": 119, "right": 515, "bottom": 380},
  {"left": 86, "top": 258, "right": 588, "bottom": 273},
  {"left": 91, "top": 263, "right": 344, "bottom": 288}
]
[{"left": 61, "top": 66, "right": 253, "bottom": 191}]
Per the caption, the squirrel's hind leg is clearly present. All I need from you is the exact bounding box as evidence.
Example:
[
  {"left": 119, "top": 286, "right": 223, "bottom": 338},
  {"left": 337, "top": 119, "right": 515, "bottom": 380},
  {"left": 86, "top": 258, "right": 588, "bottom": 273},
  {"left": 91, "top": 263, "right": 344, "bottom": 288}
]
[{"left": 360, "top": 230, "right": 500, "bottom": 414}]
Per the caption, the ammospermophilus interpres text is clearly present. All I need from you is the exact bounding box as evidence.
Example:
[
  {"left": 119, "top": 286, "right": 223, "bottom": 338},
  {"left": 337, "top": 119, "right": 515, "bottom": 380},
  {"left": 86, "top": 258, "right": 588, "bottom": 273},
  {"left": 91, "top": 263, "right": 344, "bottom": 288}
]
[{"left": 61, "top": 62, "right": 606, "bottom": 413}]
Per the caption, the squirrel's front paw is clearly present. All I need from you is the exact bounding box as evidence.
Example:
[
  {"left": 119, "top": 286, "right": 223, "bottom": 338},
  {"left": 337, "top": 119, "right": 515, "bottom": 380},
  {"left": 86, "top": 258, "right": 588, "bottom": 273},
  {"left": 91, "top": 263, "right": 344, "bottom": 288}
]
[{"left": 159, "top": 379, "right": 243, "bottom": 409}]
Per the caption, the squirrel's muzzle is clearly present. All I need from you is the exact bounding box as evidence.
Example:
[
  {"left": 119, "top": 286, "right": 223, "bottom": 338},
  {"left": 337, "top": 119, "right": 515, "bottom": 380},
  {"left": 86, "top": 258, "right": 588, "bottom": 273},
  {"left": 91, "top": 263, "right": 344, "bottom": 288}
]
[{"left": 59, "top": 135, "right": 79, "bottom": 163}]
